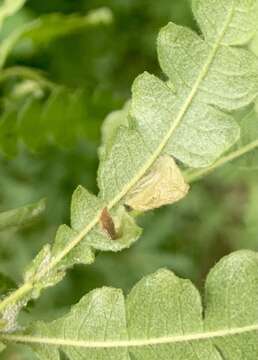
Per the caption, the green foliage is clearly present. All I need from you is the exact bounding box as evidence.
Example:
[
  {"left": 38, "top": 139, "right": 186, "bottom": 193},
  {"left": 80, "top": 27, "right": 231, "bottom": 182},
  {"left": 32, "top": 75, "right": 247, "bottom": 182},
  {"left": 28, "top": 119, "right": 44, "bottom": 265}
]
[
  {"left": 192, "top": 0, "right": 258, "bottom": 45},
  {"left": 0, "top": 0, "right": 25, "bottom": 30},
  {"left": 1, "top": 251, "right": 258, "bottom": 359},
  {"left": 0, "top": 6, "right": 113, "bottom": 156},
  {"left": 0, "top": 87, "right": 92, "bottom": 155},
  {"left": 0, "top": 0, "right": 258, "bottom": 359},
  {"left": 0, "top": 198, "right": 46, "bottom": 231},
  {"left": 0, "top": 7, "right": 113, "bottom": 68}
]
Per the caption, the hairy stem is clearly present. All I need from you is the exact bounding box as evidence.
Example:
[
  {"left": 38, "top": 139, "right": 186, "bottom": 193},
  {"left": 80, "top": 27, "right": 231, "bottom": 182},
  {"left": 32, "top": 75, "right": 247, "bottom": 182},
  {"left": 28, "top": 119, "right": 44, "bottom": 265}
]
[
  {"left": 185, "top": 139, "right": 258, "bottom": 183},
  {"left": 0, "top": 283, "right": 32, "bottom": 314}
]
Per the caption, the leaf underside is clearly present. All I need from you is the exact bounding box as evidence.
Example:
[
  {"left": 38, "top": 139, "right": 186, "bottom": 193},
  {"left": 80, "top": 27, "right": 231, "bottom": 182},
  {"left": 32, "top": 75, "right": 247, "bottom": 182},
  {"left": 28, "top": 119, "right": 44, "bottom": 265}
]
[
  {"left": 3, "top": 250, "right": 258, "bottom": 360},
  {"left": 1, "top": 0, "right": 258, "bottom": 339}
]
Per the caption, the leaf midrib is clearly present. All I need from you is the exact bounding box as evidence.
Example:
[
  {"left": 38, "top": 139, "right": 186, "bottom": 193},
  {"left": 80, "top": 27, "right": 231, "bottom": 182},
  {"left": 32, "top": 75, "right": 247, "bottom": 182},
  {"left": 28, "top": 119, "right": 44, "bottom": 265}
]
[{"left": 1, "top": 323, "right": 258, "bottom": 349}]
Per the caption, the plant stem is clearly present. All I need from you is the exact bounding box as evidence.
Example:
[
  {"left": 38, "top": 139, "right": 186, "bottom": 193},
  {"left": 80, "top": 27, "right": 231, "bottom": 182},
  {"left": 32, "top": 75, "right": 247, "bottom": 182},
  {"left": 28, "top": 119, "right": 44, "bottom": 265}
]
[
  {"left": 0, "top": 283, "right": 32, "bottom": 314},
  {"left": 186, "top": 140, "right": 258, "bottom": 183}
]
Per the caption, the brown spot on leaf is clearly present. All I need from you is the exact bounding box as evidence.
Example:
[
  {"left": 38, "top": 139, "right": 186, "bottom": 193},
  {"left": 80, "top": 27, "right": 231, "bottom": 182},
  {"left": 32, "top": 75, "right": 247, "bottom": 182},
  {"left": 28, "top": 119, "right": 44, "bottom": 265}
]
[{"left": 100, "top": 207, "right": 117, "bottom": 240}]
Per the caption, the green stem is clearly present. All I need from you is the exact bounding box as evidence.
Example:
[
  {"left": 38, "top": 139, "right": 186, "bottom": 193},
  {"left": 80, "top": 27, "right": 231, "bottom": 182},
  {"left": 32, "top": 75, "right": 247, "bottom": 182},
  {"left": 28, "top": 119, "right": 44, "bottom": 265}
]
[
  {"left": 185, "top": 140, "right": 258, "bottom": 183},
  {"left": 0, "top": 283, "right": 32, "bottom": 314}
]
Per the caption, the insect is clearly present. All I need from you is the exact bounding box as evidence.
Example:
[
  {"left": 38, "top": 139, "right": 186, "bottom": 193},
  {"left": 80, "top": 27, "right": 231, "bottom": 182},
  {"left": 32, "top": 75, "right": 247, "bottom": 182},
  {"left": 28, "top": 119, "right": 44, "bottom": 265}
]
[{"left": 100, "top": 207, "right": 118, "bottom": 240}]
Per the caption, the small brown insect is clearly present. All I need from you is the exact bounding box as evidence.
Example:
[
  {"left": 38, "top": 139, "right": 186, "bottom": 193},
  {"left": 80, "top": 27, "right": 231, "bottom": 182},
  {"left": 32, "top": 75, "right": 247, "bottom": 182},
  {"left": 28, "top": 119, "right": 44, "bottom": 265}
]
[{"left": 100, "top": 207, "right": 117, "bottom": 240}]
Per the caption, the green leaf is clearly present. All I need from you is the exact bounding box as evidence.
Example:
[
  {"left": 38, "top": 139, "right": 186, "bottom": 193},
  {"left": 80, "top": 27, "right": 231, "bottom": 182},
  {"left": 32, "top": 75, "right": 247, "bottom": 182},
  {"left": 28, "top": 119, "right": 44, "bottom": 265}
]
[
  {"left": 99, "top": 101, "right": 130, "bottom": 159},
  {"left": 18, "top": 97, "right": 48, "bottom": 151},
  {"left": 184, "top": 107, "right": 258, "bottom": 182},
  {"left": 0, "top": 110, "right": 18, "bottom": 157},
  {"left": 69, "top": 185, "right": 141, "bottom": 252},
  {"left": 97, "top": 0, "right": 258, "bottom": 219},
  {"left": 39, "top": 88, "right": 82, "bottom": 148},
  {"left": 97, "top": 0, "right": 258, "bottom": 211},
  {"left": 51, "top": 225, "right": 95, "bottom": 270},
  {"left": 0, "top": 87, "right": 90, "bottom": 154},
  {"left": 18, "top": 186, "right": 141, "bottom": 306},
  {"left": 158, "top": 22, "right": 258, "bottom": 110},
  {"left": 192, "top": 0, "right": 258, "bottom": 45},
  {"left": 23, "top": 245, "right": 66, "bottom": 300},
  {"left": 0, "top": 7, "right": 113, "bottom": 68},
  {"left": 19, "top": 8, "right": 113, "bottom": 46},
  {"left": 0, "top": 0, "right": 25, "bottom": 30},
  {"left": 3, "top": 250, "right": 258, "bottom": 359},
  {"left": 0, "top": 198, "right": 46, "bottom": 232}
]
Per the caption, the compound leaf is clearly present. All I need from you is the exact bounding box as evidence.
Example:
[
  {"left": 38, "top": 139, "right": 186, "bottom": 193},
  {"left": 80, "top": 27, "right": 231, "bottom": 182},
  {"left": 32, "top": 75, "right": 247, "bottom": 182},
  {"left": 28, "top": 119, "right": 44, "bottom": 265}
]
[
  {"left": 98, "top": 0, "right": 258, "bottom": 208},
  {"left": 3, "top": 250, "right": 258, "bottom": 359}
]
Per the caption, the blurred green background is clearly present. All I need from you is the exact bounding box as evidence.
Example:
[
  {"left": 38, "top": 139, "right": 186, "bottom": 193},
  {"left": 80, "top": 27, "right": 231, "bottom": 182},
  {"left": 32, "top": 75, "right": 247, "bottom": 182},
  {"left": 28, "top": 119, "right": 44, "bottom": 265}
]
[{"left": 0, "top": 0, "right": 258, "bottom": 358}]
